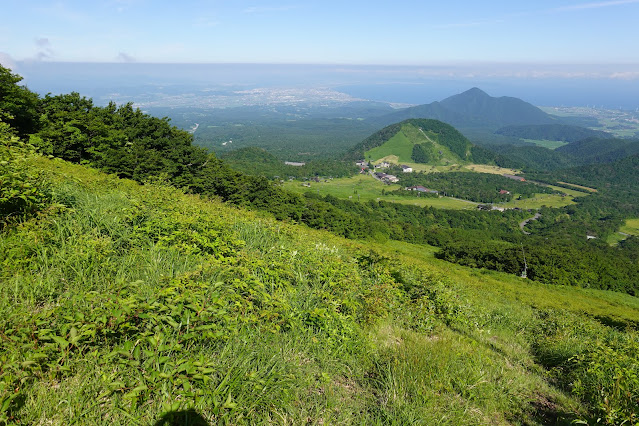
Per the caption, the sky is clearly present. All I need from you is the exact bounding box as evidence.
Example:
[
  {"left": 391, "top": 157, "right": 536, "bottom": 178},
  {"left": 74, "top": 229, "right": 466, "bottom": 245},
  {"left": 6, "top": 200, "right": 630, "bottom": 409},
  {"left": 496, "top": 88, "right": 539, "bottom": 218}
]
[{"left": 2, "top": 0, "right": 639, "bottom": 67}]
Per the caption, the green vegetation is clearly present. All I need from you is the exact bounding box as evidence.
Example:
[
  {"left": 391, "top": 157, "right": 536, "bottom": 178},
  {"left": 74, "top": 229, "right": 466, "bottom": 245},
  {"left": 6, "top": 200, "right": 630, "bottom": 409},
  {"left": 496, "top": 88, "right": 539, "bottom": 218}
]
[
  {"left": 184, "top": 105, "right": 385, "bottom": 161},
  {"left": 495, "top": 124, "right": 611, "bottom": 143},
  {"left": 3, "top": 67, "right": 639, "bottom": 424},
  {"left": 375, "top": 87, "right": 557, "bottom": 133},
  {"left": 220, "top": 147, "right": 358, "bottom": 179},
  {"left": 351, "top": 119, "right": 473, "bottom": 165},
  {"left": 1, "top": 151, "right": 637, "bottom": 424},
  {"left": 282, "top": 175, "right": 477, "bottom": 210},
  {"left": 366, "top": 127, "right": 414, "bottom": 163},
  {"left": 522, "top": 139, "right": 569, "bottom": 150},
  {"left": 398, "top": 171, "right": 558, "bottom": 203}
]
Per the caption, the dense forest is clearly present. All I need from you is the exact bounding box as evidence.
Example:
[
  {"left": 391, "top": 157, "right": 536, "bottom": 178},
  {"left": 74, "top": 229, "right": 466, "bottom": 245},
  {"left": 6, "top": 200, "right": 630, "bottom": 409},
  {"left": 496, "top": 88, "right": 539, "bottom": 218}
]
[
  {"left": 220, "top": 146, "right": 358, "bottom": 178},
  {"left": 495, "top": 123, "right": 611, "bottom": 142}
]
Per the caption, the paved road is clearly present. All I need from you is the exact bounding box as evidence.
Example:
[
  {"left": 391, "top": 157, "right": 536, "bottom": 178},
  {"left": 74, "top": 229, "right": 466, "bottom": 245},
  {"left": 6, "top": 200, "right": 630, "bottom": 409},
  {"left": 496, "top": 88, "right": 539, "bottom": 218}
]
[{"left": 520, "top": 213, "right": 541, "bottom": 235}]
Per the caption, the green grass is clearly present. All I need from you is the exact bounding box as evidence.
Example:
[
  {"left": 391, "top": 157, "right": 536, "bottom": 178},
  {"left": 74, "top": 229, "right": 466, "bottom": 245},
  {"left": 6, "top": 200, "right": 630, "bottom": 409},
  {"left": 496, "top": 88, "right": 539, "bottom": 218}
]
[
  {"left": 500, "top": 193, "right": 576, "bottom": 209},
  {"left": 522, "top": 139, "right": 569, "bottom": 150},
  {"left": 1, "top": 153, "right": 638, "bottom": 424},
  {"left": 282, "top": 175, "right": 477, "bottom": 210},
  {"left": 607, "top": 218, "right": 639, "bottom": 245},
  {"left": 365, "top": 123, "right": 465, "bottom": 167},
  {"left": 366, "top": 128, "right": 414, "bottom": 163}
]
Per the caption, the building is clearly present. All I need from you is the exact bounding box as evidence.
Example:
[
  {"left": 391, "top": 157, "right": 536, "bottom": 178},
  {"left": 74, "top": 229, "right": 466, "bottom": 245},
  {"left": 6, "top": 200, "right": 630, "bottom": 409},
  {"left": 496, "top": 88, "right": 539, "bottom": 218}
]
[
  {"left": 406, "top": 185, "right": 438, "bottom": 194},
  {"left": 502, "top": 174, "right": 526, "bottom": 182},
  {"left": 400, "top": 165, "right": 413, "bottom": 173}
]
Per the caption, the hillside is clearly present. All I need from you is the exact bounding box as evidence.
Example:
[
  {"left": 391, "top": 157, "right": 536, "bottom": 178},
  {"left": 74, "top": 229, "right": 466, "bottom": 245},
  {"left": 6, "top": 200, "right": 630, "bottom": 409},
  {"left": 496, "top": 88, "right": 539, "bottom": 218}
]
[
  {"left": 349, "top": 119, "right": 473, "bottom": 165},
  {"left": 221, "top": 147, "right": 358, "bottom": 179},
  {"left": 495, "top": 124, "right": 611, "bottom": 143},
  {"left": 2, "top": 65, "right": 639, "bottom": 424},
  {"left": 556, "top": 137, "right": 639, "bottom": 164},
  {"left": 376, "top": 88, "right": 557, "bottom": 131},
  {"left": 2, "top": 143, "right": 639, "bottom": 424}
]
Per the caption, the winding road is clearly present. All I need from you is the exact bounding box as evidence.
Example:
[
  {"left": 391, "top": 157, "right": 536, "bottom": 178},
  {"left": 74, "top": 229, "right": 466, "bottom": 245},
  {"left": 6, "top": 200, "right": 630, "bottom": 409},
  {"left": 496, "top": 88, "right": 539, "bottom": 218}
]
[{"left": 520, "top": 213, "right": 541, "bottom": 235}]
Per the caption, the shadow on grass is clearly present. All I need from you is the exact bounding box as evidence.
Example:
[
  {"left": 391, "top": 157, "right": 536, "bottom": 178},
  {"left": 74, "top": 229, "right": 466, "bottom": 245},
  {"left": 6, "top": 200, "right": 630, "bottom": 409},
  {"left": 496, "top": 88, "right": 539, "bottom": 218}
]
[{"left": 154, "top": 409, "right": 210, "bottom": 426}]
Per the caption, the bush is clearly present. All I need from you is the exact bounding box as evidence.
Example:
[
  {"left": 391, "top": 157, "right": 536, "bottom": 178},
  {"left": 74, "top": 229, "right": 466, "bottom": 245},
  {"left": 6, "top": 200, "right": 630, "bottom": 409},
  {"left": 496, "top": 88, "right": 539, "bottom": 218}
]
[{"left": 0, "top": 121, "right": 52, "bottom": 228}]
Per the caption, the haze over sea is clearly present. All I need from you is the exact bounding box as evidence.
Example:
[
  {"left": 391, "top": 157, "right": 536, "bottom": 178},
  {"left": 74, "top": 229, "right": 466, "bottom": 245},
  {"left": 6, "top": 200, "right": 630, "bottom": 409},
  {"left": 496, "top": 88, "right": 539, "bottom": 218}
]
[{"left": 13, "top": 62, "right": 639, "bottom": 110}]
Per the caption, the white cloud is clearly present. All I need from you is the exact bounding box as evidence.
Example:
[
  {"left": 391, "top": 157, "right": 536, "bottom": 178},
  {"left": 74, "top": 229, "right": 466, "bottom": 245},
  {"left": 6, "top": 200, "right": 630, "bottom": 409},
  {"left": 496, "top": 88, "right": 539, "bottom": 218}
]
[
  {"left": 553, "top": 0, "right": 639, "bottom": 12},
  {"left": 0, "top": 52, "right": 17, "bottom": 70},
  {"left": 33, "top": 37, "right": 54, "bottom": 61}
]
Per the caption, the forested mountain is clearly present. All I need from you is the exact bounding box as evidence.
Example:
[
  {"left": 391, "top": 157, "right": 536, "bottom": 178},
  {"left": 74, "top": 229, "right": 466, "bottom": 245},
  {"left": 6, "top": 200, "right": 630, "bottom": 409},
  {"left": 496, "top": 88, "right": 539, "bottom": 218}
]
[
  {"left": 495, "top": 123, "right": 611, "bottom": 142},
  {"left": 375, "top": 87, "right": 557, "bottom": 130}
]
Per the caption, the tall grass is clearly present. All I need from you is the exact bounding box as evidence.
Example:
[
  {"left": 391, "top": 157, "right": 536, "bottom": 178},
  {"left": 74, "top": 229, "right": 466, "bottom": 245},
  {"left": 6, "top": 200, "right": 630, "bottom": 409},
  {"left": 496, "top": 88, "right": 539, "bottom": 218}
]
[{"left": 1, "top": 155, "right": 638, "bottom": 424}]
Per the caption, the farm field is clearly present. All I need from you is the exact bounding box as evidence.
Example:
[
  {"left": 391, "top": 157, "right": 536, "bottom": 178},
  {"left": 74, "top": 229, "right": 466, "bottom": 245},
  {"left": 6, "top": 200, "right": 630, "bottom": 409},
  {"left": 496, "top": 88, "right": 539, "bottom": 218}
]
[{"left": 282, "top": 174, "right": 477, "bottom": 209}]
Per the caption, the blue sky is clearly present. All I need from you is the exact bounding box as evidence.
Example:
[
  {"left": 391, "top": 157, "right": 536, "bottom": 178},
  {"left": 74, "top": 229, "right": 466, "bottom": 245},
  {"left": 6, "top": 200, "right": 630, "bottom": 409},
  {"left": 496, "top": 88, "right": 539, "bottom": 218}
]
[{"left": 2, "top": 0, "right": 639, "bottom": 67}]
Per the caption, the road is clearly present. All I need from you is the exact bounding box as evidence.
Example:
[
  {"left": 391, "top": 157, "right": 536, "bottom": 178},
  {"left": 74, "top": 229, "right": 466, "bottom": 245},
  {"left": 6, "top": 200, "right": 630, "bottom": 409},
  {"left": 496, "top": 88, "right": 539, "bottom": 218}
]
[{"left": 520, "top": 213, "right": 541, "bottom": 235}]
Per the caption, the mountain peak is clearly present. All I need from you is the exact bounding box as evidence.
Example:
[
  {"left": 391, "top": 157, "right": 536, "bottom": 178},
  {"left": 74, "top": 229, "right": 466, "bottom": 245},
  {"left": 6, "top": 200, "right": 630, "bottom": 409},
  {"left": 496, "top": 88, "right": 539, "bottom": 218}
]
[{"left": 461, "top": 87, "right": 489, "bottom": 97}]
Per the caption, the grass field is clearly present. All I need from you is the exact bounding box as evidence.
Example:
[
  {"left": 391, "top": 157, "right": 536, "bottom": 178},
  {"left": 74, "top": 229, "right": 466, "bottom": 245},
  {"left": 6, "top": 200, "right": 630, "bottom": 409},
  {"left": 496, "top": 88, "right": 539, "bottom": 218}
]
[
  {"left": 500, "top": 193, "right": 576, "bottom": 209},
  {"left": 557, "top": 181, "right": 598, "bottom": 192},
  {"left": 463, "top": 164, "right": 521, "bottom": 175},
  {"left": 366, "top": 130, "right": 414, "bottom": 163},
  {"left": 522, "top": 138, "right": 569, "bottom": 150},
  {"left": 282, "top": 174, "right": 478, "bottom": 209},
  {"left": 607, "top": 218, "right": 639, "bottom": 245}
]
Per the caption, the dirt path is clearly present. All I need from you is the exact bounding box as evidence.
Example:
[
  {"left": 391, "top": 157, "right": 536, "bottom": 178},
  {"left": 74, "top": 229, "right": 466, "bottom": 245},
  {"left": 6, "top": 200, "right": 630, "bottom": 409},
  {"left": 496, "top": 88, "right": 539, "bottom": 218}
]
[
  {"left": 418, "top": 128, "right": 436, "bottom": 144},
  {"left": 520, "top": 213, "right": 541, "bottom": 235}
]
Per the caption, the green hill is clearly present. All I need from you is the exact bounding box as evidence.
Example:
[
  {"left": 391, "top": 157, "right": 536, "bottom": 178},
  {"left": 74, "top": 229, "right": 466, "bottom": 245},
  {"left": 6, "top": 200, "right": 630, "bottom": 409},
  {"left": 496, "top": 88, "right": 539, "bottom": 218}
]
[{"left": 350, "top": 119, "right": 473, "bottom": 165}]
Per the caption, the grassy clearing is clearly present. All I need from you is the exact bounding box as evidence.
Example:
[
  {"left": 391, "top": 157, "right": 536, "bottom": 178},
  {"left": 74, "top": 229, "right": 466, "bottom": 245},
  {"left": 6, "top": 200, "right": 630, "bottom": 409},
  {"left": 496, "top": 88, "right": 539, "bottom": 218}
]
[
  {"left": 464, "top": 164, "right": 521, "bottom": 175},
  {"left": 366, "top": 129, "right": 414, "bottom": 163},
  {"left": 365, "top": 123, "right": 464, "bottom": 167},
  {"left": 557, "top": 181, "right": 598, "bottom": 192},
  {"left": 282, "top": 175, "right": 477, "bottom": 210},
  {"left": 522, "top": 139, "right": 569, "bottom": 150},
  {"left": 1, "top": 154, "right": 638, "bottom": 424},
  {"left": 607, "top": 218, "right": 639, "bottom": 245},
  {"left": 499, "top": 193, "right": 576, "bottom": 209}
]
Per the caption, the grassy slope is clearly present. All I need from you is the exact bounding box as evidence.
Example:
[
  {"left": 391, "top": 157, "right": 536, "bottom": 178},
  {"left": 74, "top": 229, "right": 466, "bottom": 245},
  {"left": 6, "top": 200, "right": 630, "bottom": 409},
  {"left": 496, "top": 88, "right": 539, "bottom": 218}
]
[
  {"left": 365, "top": 123, "right": 463, "bottom": 167},
  {"left": 1, "top": 156, "right": 638, "bottom": 424}
]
